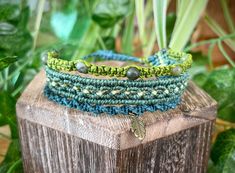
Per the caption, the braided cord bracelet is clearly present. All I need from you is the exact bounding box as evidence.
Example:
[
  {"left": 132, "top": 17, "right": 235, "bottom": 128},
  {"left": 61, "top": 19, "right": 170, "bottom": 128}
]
[
  {"left": 45, "top": 67, "right": 188, "bottom": 102},
  {"left": 44, "top": 85, "right": 181, "bottom": 116},
  {"left": 44, "top": 49, "right": 192, "bottom": 139},
  {"left": 46, "top": 49, "right": 192, "bottom": 80}
]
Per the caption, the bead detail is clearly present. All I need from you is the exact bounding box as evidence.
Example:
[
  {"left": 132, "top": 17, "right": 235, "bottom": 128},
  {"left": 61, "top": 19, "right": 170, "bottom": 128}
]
[
  {"left": 126, "top": 67, "right": 140, "bottom": 80},
  {"left": 41, "top": 53, "right": 48, "bottom": 65},
  {"left": 76, "top": 62, "right": 88, "bottom": 74},
  {"left": 171, "top": 66, "right": 182, "bottom": 76}
]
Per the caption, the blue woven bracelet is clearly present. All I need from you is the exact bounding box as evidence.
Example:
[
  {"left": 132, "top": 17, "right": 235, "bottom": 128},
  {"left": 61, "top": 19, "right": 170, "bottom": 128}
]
[
  {"left": 44, "top": 85, "right": 181, "bottom": 116},
  {"left": 44, "top": 49, "right": 191, "bottom": 116}
]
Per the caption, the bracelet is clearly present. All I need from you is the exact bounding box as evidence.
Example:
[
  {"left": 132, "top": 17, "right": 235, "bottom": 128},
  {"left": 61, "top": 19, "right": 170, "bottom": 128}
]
[
  {"left": 45, "top": 67, "right": 188, "bottom": 105},
  {"left": 45, "top": 49, "right": 192, "bottom": 80},
  {"left": 43, "top": 49, "right": 192, "bottom": 140},
  {"left": 44, "top": 85, "right": 181, "bottom": 116}
]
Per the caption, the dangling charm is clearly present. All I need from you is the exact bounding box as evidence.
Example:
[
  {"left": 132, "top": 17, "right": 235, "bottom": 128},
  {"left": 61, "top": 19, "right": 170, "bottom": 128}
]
[{"left": 129, "top": 113, "right": 146, "bottom": 140}]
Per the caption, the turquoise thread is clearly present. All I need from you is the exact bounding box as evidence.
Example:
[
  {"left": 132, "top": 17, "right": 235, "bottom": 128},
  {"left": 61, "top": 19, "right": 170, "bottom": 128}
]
[{"left": 44, "top": 85, "right": 181, "bottom": 116}]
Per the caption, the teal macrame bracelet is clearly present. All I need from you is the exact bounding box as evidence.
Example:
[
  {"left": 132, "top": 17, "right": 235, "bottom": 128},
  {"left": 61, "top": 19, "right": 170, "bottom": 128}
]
[
  {"left": 45, "top": 66, "right": 188, "bottom": 106},
  {"left": 42, "top": 36, "right": 193, "bottom": 140},
  {"left": 44, "top": 85, "right": 181, "bottom": 116},
  {"left": 45, "top": 49, "right": 192, "bottom": 80},
  {"left": 43, "top": 49, "right": 192, "bottom": 116},
  {"left": 46, "top": 68, "right": 188, "bottom": 102}
]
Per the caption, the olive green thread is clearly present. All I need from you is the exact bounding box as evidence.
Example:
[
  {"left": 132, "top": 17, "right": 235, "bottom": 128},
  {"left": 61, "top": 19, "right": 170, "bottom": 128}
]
[{"left": 46, "top": 49, "right": 192, "bottom": 79}]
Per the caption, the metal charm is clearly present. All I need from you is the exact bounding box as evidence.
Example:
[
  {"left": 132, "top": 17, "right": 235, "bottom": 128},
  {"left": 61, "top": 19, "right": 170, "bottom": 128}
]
[{"left": 129, "top": 113, "right": 146, "bottom": 140}]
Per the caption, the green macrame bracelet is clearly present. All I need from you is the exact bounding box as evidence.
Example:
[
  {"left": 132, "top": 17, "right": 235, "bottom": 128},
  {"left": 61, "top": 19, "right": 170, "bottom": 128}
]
[{"left": 46, "top": 49, "right": 192, "bottom": 80}]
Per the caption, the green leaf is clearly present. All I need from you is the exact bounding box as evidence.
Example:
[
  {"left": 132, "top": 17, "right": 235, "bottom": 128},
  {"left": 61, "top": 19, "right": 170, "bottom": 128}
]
[
  {"left": 0, "top": 139, "right": 23, "bottom": 173},
  {"left": 122, "top": 10, "right": 134, "bottom": 55},
  {"left": 217, "top": 41, "right": 235, "bottom": 67},
  {"left": 220, "top": 0, "right": 235, "bottom": 33},
  {"left": 135, "top": 0, "right": 146, "bottom": 50},
  {"left": 50, "top": 0, "right": 93, "bottom": 41},
  {"left": 92, "top": 0, "right": 133, "bottom": 28},
  {"left": 193, "top": 73, "right": 209, "bottom": 88},
  {"left": 17, "top": 6, "right": 30, "bottom": 30},
  {"left": 0, "top": 92, "right": 18, "bottom": 138},
  {"left": 0, "top": 30, "right": 32, "bottom": 56},
  {"left": 205, "top": 14, "right": 235, "bottom": 52},
  {"left": 51, "top": 10, "right": 78, "bottom": 40},
  {"left": 0, "top": 4, "right": 20, "bottom": 21},
  {"left": 130, "top": 115, "right": 146, "bottom": 140},
  {"left": 0, "top": 113, "right": 7, "bottom": 126},
  {"left": 202, "top": 68, "right": 235, "bottom": 122},
  {"left": 166, "top": 13, "right": 176, "bottom": 43},
  {"left": 169, "top": 0, "right": 208, "bottom": 50},
  {"left": 72, "top": 22, "right": 100, "bottom": 59},
  {"left": 0, "top": 57, "right": 17, "bottom": 70},
  {"left": 190, "top": 52, "right": 209, "bottom": 87},
  {"left": 0, "top": 23, "right": 17, "bottom": 35},
  {"left": 207, "top": 159, "right": 221, "bottom": 173},
  {"left": 153, "top": 0, "right": 167, "bottom": 49},
  {"left": 211, "top": 128, "right": 235, "bottom": 173},
  {"left": 101, "top": 36, "right": 115, "bottom": 50},
  {"left": 219, "top": 103, "right": 235, "bottom": 123}
]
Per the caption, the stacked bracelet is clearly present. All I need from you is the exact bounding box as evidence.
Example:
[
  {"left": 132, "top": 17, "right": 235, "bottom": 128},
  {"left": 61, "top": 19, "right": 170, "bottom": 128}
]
[
  {"left": 43, "top": 49, "right": 192, "bottom": 139},
  {"left": 44, "top": 85, "right": 181, "bottom": 116},
  {"left": 46, "top": 49, "right": 192, "bottom": 80},
  {"left": 43, "top": 49, "right": 191, "bottom": 116},
  {"left": 45, "top": 67, "right": 188, "bottom": 106}
]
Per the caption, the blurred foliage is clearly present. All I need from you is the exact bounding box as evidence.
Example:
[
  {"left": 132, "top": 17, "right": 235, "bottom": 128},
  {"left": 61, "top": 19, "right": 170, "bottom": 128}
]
[
  {"left": 203, "top": 68, "right": 235, "bottom": 122},
  {"left": 0, "top": 0, "right": 234, "bottom": 173},
  {"left": 92, "top": 0, "right": 133, "bottom": 28},
  {"left": 210, "top": 129, "right": 235, "bottom": 173},
  {"left": 0, "top": 140, "right": 22, "bottom": 173}
]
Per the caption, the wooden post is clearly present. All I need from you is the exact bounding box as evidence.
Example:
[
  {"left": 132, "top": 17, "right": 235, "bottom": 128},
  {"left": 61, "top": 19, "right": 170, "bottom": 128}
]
[{"left": 16, "top": 70, "right": 217, "bottom": 173}]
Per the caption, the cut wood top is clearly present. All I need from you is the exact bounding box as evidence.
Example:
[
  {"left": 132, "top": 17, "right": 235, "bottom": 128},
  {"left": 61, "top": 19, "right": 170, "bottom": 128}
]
[{"left": 16, "top": 70, "right": 217, "bottom": 150}]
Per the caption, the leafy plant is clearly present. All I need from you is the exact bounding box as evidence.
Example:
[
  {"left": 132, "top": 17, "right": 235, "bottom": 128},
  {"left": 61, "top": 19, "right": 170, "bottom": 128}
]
[
  {"left": 169, "top": 0, "right": 208, "bottom": 51},
  {"left": 203, "top": 68, "right": 235, "bottom": 122},
  {"left": 210, "top": 128, "right": 235, "bottom": 173},
  {"left": 153, "top": 0, "right": 167, "bottom": 49},
  {"left": 92, "top": 0, "right": 133, "bottom": 28}
]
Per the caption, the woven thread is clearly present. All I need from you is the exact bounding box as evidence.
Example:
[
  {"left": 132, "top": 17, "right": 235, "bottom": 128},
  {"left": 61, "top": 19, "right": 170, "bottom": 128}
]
[
  {"left": 47, "top": 49, "right": 192, "bottom": 78},
  {"left": 44, "top": 85, "right": 181, "bottom": 116}
]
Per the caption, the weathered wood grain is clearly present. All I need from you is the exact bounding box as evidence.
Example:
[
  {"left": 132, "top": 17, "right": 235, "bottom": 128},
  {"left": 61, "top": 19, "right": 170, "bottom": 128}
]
[{"left": 16, "top": 70, "right": 217, "bottom": 173}]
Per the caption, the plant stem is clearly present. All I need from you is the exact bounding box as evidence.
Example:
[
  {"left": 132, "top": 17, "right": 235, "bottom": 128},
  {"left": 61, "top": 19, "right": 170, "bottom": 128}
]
[
  {"left": 216, "top": 118, "right": 235, "bottom": 128},
  {"left": 72, "top": 22, "right": 100, "bottom": 59},
  {"left": 32, "top": 0, "right": 46, "bottom": 51},
  {"left": 12, "top": 85, "right": 24, "bottom": 97},
  {"left": 218, "top": 41, "right": 235, "bottom": 67},
  {"left": 6, "top": 58, "right": 31, "bottom": 81},
  {"left": 97, "top": 35, "right": 107, "bottom": 50},
  {"left": 220, "top": 0, "right": 235, "bottom": 33},
  {"left": 208, "top": 42, "right": 215, "bottom": 70},
  {"left": 205, "top": 14, "right": 235, "bottom": 52},
  {"left": 145, "top": 29, "right": 156, "bottom": 57},
  {"left": 7, "top": 159, "right": 22, "bottom": 173},
  {"left": 184, "top": 33, "right": 235, "bottom": 51}
]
